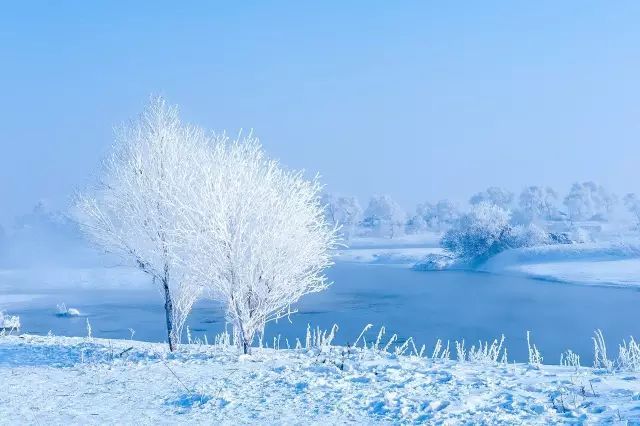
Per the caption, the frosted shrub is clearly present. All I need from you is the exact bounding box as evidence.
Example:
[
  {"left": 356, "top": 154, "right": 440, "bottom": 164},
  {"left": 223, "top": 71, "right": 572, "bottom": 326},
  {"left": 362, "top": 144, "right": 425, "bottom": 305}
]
[
  {"left": 431, "top": 339, "right": 450, "bottom": 360},
  {"left": 85, "top": 318, "right": 92, "bottom": 340},
  {"left": 592, "top": 329, "right": 614, "bottom": 371},
  {"left": 591, "top": 330, "right": 640, "bottom": 372},
  {"left": 560, "top": 350, "right": 581, "bottom": 368},
  {"left": 442, "top": 203, "right": 551, "bottom": 263},
  {"left": 527, "top": 331, "right": 543, "bottom": 367},
  {"left": 303, "top": 324, "right": 340, "bottom": 348},
  {"left": 441, "top": 202, "right": 511, "bottom": 261},
  {"left": 618, "top": 337, "right": 640, "bottom": 371},
  {"left": 453, "top": 336, "right": 507, "bottom": 364},
  {"left": 465, "top": 335, "right": 507, "bottom": 364}
]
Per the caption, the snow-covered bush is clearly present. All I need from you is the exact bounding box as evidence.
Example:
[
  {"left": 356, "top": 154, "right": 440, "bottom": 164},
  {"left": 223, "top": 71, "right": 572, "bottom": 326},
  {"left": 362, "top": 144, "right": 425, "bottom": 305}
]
[
  {"left": 441, "top": 202, "right": 512, "bottom": 261},
  {"left": 469, "top": 187, "right": 514, "bottom": 209},
  {"left": 527, "top": 331, "right": 543, "bottom": 367},
  {"left": 183, "top": 135, "right": 340, "bottom": 354},
  {"left": 361, "top": 195, "right": 406, "bottom": 238},
  {"left": 442, "top": 203, "right": 550, "bottom": 262},
  {"left": 618, "top": 337, "right": 640, "bottom": 372},
  {"left": 564, "top": 181, "right": 617, "bottom": 222},
  {"left": 74, "top": 96, "right": 206, "bottom": 351}
]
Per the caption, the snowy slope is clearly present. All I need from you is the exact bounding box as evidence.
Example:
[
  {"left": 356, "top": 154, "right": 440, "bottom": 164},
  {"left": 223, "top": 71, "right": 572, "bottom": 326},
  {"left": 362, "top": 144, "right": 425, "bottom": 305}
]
[
  {"left": 481, "top": 242, "right": 640, "bottom": 287},
  {"left": 2, "top": 335, "right": 640, "bottom": 424}
]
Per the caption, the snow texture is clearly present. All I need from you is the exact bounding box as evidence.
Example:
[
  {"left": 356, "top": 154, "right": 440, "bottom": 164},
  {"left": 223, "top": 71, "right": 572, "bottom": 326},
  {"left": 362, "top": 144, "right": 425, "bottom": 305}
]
[
  {"left": 481, "top": 241, "right": 640, "bottom": 287},
  {"left": 2, "top": 334, "right": 640, "bottom": 424}
]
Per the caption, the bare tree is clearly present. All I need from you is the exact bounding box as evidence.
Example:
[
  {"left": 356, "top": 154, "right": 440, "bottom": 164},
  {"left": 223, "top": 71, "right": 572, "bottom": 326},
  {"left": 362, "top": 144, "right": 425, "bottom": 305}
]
[
  {"left": 184, "top": 134, "right": 340, "bottom": 354},
  {"left": 73, "top": 97, "right": 206, "bottom": 351}
]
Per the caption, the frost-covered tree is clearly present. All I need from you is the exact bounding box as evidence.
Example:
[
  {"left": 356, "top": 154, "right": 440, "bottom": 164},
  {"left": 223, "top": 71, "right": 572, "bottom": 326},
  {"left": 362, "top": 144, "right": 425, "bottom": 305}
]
[
  {"left": 504, "top": 223, "right": 549, "bottom": 248},
  {"left": 469, "top": 187, "right": 514, "bottom": 209},
  {"left": 442, "top": 202, "right": 548, "bottom": 261},
  {"left": 518, "top": 186, "right": 559, "bottom": 222},
  {"left": 73, "top": 97, "right": 206, "bottom": 351},
  {"left": 441, "top": 202, "right": 511, "bottom": 261},
  {"left": 415, "top": 199, "right": 460, "bottom": 231},
  {"left": 405, "top": 214, "right": 429, "bottom": 234},
  {"left": 362, "top": 195, "right": 407, "bottom": 238},
  {"left": 184, "top": 136, "right": 339, "bottom": 354},
  {"left": 564, "top": 182, "right": 617, "bottom": 221},
  {"left": 624, "top": 193, "right": 640, "bottom": 228},
  {"left": 321, "top": 193, "right": 363, "bottom": 240}
]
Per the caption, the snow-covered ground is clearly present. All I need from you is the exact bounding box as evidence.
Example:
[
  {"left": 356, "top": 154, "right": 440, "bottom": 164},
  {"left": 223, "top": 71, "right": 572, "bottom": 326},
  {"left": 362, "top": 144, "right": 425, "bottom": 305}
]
[
  {"left": 341, "top": 237, "right": 640, "bottom": 288},
  {"left": 335, "top": 232, "right": 443, "bottom": 265},
  {"left": 481, "top": 242, "right": 640, "bottom": 287},
  {"left": 2, "top": 334, "right": 640, "bottom": 424},
  {"left": 334, "top": 247, "right": 443, "bottom": 265},
  {"left": 347, "top": 232, "right": 442, "bottom": 249}
]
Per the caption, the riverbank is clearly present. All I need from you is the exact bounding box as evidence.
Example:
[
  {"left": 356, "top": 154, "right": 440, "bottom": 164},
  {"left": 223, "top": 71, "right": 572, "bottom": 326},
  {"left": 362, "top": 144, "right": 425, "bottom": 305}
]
[{"left": 480, "top": 242, "right": 640, "bottom": 287}]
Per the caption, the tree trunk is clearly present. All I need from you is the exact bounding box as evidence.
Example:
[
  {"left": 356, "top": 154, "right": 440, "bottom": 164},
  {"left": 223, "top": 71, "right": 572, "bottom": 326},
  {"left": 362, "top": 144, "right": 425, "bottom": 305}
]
[
  {"left": 163, "top": 277, "right": 175, "bottom": 352},
  {"left": 242, "top": 339, "right": 251, "bottom": 355}
]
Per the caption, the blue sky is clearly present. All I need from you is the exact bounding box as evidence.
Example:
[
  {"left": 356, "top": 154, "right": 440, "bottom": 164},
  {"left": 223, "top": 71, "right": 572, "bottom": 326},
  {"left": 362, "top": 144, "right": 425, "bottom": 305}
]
[{"left": 1, "top": 1, "right": 639, "bottom": 225}]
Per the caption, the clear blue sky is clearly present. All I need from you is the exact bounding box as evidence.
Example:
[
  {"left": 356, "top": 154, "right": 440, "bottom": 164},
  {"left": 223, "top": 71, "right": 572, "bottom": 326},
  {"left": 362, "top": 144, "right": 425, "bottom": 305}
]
[{"left": 2, "top": 1, "right": 639, "bottom": 224}]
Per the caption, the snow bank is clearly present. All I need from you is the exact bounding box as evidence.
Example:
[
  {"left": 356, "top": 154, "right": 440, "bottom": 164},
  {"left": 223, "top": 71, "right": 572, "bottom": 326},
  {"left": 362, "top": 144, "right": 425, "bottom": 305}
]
[
  {"left": 409, "top": 239, "right": 640, "bottom": 287},
  {"left": 347, "top": 232, "right": 442, "bottom": 249},
  {"left": 480, "top": 242, "right": 640, "bottom": 287},
  {"left": 412, "top": 253, "right": 456, "bottom": 271},
  {"left": 484, "top": 241, "right": 640, "bottom": 267},
  {"left": 2, "top": 334, "right": 640, "bottom": 424},
  {"left": 334, "top": 233, "right": 443, "bottom": 265},
  {"left": 334, "top": 247, "right": 443, "bottom": 265}
]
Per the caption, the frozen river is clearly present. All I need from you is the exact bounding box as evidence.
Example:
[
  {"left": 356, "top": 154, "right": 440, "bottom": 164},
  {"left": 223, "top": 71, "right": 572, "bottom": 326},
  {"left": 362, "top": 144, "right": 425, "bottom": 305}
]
[{"left": 5, "top": 262, "right": 640, "bottom": 363}]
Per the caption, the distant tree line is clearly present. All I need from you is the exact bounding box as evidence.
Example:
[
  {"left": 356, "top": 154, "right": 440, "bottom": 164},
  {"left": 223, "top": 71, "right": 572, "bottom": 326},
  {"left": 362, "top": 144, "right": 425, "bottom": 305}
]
[{"left": 322, "top": 182, "right": 640, "bottom": 240}]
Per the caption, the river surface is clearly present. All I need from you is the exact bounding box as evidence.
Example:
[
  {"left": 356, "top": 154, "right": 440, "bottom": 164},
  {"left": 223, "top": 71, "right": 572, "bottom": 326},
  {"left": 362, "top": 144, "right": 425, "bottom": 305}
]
[{"left": 5, "top": 262, "right": 640, "bottom": 363}]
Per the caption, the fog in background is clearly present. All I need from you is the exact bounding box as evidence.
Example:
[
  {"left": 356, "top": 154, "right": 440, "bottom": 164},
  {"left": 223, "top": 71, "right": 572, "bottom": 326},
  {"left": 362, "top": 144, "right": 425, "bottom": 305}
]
[{"left": 2, "top": 1, "right": 640, "bottom": 226}]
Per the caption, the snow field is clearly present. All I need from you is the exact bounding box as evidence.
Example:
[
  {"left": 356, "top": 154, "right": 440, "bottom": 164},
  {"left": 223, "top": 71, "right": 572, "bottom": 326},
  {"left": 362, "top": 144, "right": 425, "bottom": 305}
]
[
  {"left": 481, "top": 242, "right": 640, "bottom": 287},
  {"left": 3, "top": 334, "right": 640, "bottom": 424}
]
